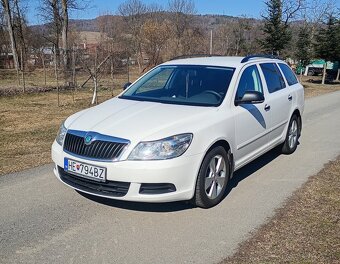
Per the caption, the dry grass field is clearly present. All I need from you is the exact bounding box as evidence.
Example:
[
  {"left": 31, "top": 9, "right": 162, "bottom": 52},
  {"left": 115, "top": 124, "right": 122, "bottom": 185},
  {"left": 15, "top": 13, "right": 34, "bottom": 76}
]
[
  {"left": 0, "top": 67, "right": 140, "bottom": 175},
  {"left": 0, "top": 89, "right": 115, "bottom": 175},
  {"left": 301, "top": 75, "right": 340, "bottom": 98},
  {"left": 0, "top": 67, "right": 137, "bottom": 95}
]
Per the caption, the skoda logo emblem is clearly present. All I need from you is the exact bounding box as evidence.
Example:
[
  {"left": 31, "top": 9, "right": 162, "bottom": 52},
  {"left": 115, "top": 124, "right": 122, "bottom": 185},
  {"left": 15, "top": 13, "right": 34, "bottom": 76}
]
[{"left": 84, "top": 135, "right": 93, "bottom": 145}]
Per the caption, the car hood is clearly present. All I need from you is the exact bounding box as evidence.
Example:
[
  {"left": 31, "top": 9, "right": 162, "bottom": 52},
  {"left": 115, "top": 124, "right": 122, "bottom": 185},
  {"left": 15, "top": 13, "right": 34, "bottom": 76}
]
[{"left": 66, "top": 98, "right": 217, "bottom": 142}]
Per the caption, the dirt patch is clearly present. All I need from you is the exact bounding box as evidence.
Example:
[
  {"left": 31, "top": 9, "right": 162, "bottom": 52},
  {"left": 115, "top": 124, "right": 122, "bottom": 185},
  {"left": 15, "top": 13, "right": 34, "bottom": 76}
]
[
  {"left": 301, "top": 75, "right": 340, "bottom": 98},
  {"left": 223, "top": 157, "right": 340, "bottom": 264}
]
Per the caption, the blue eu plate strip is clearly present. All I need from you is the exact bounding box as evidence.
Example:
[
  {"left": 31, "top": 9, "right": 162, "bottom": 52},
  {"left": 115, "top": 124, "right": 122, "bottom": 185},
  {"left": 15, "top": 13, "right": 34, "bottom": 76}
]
[{"left": 64, "top": 158, "right": 68, "bottom": 171}]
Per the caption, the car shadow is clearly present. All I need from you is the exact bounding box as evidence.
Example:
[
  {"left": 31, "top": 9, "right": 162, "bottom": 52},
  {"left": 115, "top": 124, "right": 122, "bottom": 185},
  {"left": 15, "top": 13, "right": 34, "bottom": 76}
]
[
  {"left": 223, "top": 146, "right": 282, "bottom": 199},
  {"left": 78, "top": 147, "right": 282, "bottom": 212},
  {"left": 78, "top": 191, "right": 195, "bottom": 212}
]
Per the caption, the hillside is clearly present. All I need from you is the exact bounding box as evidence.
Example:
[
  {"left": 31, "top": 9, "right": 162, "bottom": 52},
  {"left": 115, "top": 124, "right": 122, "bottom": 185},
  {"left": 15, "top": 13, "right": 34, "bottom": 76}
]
[{"left": 31, "top": 13, "right": 262, "bottom": 33}]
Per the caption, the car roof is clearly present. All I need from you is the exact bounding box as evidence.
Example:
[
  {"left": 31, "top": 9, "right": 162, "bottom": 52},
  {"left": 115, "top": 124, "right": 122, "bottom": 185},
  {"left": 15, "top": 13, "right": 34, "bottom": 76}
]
[{"left": 161, "top": 56, "right": 285, "bottom": 68}]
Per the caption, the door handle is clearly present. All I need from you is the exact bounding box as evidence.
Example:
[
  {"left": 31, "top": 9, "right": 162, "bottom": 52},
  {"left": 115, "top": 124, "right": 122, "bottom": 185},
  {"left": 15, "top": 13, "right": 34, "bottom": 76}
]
[
  {"left": 288, "top": 95, "right": 293, "bottom": 101},
  {"left": 264, "top": 104, "right": 271, "bottom": 111}
]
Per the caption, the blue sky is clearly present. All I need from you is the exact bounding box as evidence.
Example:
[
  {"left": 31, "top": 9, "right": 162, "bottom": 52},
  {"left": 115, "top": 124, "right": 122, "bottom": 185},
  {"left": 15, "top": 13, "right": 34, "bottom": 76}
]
[
  {"left": 26, "top": 0, "right": 269, "bottom": 25},
  {"left": 25, "top": 0, "right": 339, "bottom": 25}
]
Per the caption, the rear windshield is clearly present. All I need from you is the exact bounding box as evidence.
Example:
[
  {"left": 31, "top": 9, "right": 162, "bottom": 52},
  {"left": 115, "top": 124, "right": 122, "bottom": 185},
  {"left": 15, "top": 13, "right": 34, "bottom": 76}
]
[{"left": 120, "top": 65, "right": 235, "bottom": 106}]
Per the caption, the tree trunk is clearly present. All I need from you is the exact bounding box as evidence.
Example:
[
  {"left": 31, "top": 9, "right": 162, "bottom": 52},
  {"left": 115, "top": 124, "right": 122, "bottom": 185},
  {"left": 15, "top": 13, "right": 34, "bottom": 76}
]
[
  {"left": 91, "top": 76, "right": 98, "bottom": 105},
  {"left": 20, "top": 47, "right": 25, "bottom": 93},
  {"left": 72, "top": 44, "right": 76, "bottom": 87},
  {"left": 72, "top": 45, "right": 76, "bottom": 102},
  {"left": 14, "top": 0, "right": 25, "bottom": 51},
  {"left": 61, "top": 0, "right": 69, "bottom": 73},
  {"left": 322, "top": 63, "right": 327, "bottom": 85},
  {"left": 51, "top": 0, "right": 60, "bottom": 67},
  {"left": 110, "top": 56, "right": 115, "bottom": 96},
  {"left": 54, "top": 45, "right": 60, "bottom": 107},
  {"left": 336, "top": 69, "right": 340, "bottom": 81},
  {"left": 2, "top": 0, "right": 20, "bottom": 83},
  {"left": 41, "top": 51, "right": 47, "bottom": 86},
  {"left": 91, "top": 47, "right": 98, "bottom": 105}
]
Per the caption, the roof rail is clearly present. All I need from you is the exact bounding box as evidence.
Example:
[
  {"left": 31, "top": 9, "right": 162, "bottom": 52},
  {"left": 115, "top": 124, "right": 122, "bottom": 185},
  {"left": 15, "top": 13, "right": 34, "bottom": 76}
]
[
  {"left": 170, "top": 54, "right": 223, "bottom": 61},
  {"left": 241, "top": 54, "right": 282, "bottom": 63}
]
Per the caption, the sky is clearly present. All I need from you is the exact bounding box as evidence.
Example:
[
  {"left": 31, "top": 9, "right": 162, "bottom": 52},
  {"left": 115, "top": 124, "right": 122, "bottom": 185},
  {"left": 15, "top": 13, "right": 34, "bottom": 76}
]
[
  {"left": 26, "top": 0, "right": 339, "bottom": 25},
  {"left": 26, "top": 0, "right": 269, "bottom": 25}
]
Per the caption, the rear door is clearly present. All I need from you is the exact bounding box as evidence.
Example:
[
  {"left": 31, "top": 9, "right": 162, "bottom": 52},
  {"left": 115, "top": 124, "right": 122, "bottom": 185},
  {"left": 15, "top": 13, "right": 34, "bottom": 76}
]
[{"left": 259, "top": 62, "right": 293, "bottom": 145}]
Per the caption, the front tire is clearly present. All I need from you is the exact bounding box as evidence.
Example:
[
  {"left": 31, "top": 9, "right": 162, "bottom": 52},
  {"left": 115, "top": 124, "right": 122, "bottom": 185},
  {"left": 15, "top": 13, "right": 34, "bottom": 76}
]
[
  {"left": 193, "top": 146, "right": 231, "bottom": 208},
  {"left": 281, "top": 115, "right": 300, "bottom": 154}
]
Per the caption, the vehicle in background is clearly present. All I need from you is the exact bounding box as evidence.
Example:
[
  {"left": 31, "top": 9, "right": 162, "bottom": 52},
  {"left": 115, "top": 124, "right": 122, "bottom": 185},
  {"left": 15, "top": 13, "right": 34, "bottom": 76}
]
[{"left": 296, "top": 59, "right": 339, "bottom": 77}]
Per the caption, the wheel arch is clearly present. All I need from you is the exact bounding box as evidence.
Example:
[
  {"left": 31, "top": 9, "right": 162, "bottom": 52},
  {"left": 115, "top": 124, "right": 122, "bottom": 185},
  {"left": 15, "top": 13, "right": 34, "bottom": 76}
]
[
  {"left": 292, "top": 108, "right": 302, "bottom": 137},
  {"left": 203, "top": 139, "right": 235, "bottom": 179}
]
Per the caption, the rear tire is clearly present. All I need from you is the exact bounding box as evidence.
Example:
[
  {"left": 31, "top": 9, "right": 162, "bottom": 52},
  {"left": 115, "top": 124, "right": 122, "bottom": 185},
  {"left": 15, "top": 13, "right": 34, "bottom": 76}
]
[
  {"left": 193, "top": 146, "right": 231, "bottom": 208},
  {"left": 307, "top": 69, "right": 315, "bottom": 76},
  {"left": 281, "top": 115, "right": 300, "bottom": 154}
]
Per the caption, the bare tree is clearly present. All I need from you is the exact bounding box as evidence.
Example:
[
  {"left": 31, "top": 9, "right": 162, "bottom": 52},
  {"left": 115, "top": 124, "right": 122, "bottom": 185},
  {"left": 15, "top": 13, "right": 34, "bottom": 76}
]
[
  {"left": 1, "top": 0, "right": 20, "bottom": 79},
  {"left": 60, "top": 0, "right": 69, "bottom": 71},
  {"left": 118, "top": 0, "right": 147, "bottom": 72},
  {"left": 39, "top": 0, "right": 62, "bottom": 68},
  {"left": 141, "top": 19, "right": 173, "bottom": 68},
  {"left": 282, "top": 0, "right": 305, "bottom": 25},
  {"left": 168, "top": 0, "right": 196, "bottom": 56},
  {"left": 302, "top": 0, "right": 336, "bottom": 36},
  {"left": 39, "top": 0, "right": 86, "bottom": 79}
]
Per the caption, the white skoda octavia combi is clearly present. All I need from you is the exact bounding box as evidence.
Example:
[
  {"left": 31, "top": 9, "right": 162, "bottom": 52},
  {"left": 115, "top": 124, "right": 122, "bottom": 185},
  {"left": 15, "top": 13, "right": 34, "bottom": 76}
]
[{"left": 52, "top": 55, "right": 304, "bottom": 208}]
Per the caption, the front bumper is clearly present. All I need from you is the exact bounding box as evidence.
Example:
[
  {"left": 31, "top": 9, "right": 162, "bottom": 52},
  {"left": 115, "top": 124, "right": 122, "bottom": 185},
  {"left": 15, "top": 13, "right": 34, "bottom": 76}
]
[{"left": 51, "top": 140, "right": 202, "bottom": 202}]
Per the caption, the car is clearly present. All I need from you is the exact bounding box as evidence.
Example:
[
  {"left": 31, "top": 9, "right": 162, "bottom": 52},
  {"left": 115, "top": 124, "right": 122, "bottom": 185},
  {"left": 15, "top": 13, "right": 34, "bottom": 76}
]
[{"left": 51, "top": 55, "right": 304, "bottom": 208}]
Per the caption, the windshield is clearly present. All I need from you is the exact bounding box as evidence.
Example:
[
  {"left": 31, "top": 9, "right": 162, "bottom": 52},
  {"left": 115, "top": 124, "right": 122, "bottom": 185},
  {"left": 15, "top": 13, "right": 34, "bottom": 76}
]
[{"left": 120, "top": 65, "right": 235, "bottom": 106}]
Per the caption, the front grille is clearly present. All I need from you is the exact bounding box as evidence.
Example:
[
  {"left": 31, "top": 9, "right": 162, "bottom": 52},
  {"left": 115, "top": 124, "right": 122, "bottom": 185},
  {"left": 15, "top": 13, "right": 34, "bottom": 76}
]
[
  {"left": 63, "top": 132, "right": 128, "bottom": 161},
  {"left": 58, "top": 167, "right": 130, "bottom": 197}
]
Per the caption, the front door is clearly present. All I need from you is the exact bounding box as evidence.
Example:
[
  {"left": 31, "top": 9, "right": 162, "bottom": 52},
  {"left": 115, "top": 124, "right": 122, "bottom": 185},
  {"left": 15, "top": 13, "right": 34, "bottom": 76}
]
[{"left": 233, "top": 64, "right": 270, "bottom": 168}]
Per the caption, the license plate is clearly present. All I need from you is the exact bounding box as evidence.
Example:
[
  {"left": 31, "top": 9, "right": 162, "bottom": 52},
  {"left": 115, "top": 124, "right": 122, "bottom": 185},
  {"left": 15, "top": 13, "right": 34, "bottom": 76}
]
[{"left": 64, "top": 158, "right": 106, "bottom": 182}]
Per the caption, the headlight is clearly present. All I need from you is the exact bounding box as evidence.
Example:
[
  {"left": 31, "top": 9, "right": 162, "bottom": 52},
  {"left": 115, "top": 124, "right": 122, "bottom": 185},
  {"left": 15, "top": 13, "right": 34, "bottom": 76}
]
[
  {"left": 128, "top": 134, "right": 193, "bottom": 160},
  {"left": 56, "top": 121, "right": 67, "bottom": 146}
]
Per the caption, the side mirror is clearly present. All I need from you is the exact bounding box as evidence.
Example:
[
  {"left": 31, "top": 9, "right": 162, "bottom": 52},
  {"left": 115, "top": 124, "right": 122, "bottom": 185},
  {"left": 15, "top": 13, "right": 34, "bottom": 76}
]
[
  {"left": 235, "top": 91, "right": 264, "bottom": 105},
  {"left": 123, "top": 82, "right": 132, "bottom": 90}
]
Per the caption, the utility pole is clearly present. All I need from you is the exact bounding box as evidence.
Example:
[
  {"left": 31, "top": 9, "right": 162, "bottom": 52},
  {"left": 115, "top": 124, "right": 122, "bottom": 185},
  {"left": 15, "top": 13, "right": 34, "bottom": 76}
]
[{"left": 210, "top": 30, "right": 213, "bottom": 55}]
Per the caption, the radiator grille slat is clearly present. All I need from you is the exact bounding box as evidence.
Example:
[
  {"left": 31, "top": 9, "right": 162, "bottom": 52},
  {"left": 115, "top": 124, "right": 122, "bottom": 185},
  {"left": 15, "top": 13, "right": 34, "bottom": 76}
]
[{"left": 64, "top": 133, "right": 128, "bottom": 161}]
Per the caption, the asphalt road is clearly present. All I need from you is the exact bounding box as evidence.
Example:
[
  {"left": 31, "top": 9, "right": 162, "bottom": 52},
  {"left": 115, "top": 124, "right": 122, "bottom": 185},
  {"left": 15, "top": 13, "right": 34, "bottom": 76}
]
[{"left": 1, "top": 91, "right": 340, "bottom": 264}]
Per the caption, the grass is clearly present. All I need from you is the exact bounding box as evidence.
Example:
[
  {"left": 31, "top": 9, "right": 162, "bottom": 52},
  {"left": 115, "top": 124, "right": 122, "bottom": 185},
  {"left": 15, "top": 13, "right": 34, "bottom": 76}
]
[
  {"left": 0, "top": 89, "right": 118, "bottom": 175},
  {"left": 0, "top": 67, "right": 139, "bottom": 95},
  {"left": 223, "top": 156, "right": 340, "bottom": 264},
  {"left": 301, "top": 75, "right": 340, "bottom": 98}
]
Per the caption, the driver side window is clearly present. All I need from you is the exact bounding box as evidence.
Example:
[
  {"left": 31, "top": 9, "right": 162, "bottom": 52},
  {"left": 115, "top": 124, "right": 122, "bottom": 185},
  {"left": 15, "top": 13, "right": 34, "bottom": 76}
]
[{"left": 236, "top": 65, "right": 263, "bottom": 100}]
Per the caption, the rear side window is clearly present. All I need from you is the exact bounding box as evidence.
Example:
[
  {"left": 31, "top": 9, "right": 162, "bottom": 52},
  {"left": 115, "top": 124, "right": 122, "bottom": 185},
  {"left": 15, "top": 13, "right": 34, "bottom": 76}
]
[
  {"left": 236, "top": 65, "right": 263, "bottom": 100},
  {"left": 278, "top": 63, "right": 298, "bottom": 86},
  {"left": 260, "top": 63, "right": 286, "bottom": 93}
]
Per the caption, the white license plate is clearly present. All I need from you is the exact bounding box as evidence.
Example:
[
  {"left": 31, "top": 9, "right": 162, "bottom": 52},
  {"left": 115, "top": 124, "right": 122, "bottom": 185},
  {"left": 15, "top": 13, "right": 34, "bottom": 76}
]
[{"left": 64, "top": 158, "right": 106, "bottom": 182}]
